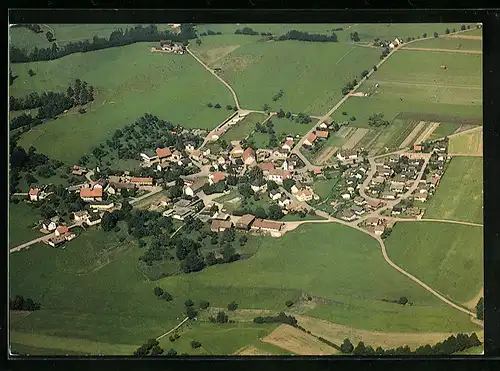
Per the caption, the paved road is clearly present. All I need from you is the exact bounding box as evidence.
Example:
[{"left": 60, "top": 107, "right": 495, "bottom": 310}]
[{"left": 186, "top": 46, "right": 240, "bottom": 110}]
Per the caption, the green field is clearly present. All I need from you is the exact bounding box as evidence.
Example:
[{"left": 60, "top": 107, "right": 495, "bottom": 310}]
[
  {"left": 385, "top": 222, "right": 483, "bottom": 303},
  {"left": 313, "top": 174, "right": 342, "bottom": 199},
  {"left": 428, "top": 123, "right": 461, "bottom": 140},
  {"left": 424, "top": 157, "right": 483, "bottom": 223},
  {"left": 11, "top": 42, "right": 233, "bottom": 164},
  {"left": 213, "top": 41, "right": 381, "bottom": 115},
  {"left": 8, "top": 202, "right": 43, "bottom": 249},
  {"left": 158, "top": 322, "right": 279, "bottom": 355},
  {"left": 409, "top": 37, "right": 482, "bottom": 51},
  {"left": 10, "top": 24, "right": 174, "bottom": 53},
  {"left": 189, "top": 34, "right": 258, "bottom": 66},
  {"left": 462, "top": 28, "right": 483, "bottom": 37},
  {"left": 221, "top": 112, "right": 268, "bottom": 142},
  {"left": 10, "top": 341, "right": 87, "bottom": 356}
]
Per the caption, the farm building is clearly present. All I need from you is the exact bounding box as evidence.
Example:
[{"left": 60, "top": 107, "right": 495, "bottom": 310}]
[
  {"left": 236, "top": 214, "right": 256, "bottom": 230},
  {"left": 210, "top": 219, "right": 233, "bottom": 233},
  {"left": 80, "top": 184, "right": 103, "bottom": 202},
  {"left": 251, "top": 219, "right": 284, "bottom": 234}
]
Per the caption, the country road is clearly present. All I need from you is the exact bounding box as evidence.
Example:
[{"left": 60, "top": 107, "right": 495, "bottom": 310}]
[
  {"left": 400, "top": 47, "right": 482, "bottom": 54},
  {"left": 10, "top": 222, "right": 83, "bottom": 253},
  {"left": 186, "top": 46, "right": 240, "bottom": 110},
  {"left": 129, "top": 186, "right": 163, "bottom": 205},
  {"left": 156, "top": 317, "right": 189, "bottom": 341},
  {"left": 394, "top": 218, "right": 483, "bottom": 227}
]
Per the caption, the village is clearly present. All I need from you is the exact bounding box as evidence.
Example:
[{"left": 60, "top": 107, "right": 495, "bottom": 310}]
[{"left": 16, "top": 112, "right": 453, "bottom": 251}]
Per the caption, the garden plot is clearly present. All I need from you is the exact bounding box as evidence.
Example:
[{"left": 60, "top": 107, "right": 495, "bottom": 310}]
[{"left": 342, "top": 128, "right": 369, "bottom": 149}]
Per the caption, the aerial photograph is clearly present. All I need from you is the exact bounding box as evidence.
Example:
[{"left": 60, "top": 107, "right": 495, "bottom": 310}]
[{"left": 8, "top": 22, "right": 483, "bottom": 356}]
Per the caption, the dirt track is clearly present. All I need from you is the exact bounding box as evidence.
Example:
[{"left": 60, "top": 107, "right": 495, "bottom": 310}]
[
  {"left": 235, "top": 346, "right": 270, "bottom": 355},
  {"left": 463, "top": 287, "right": 484, "bottom": 311},
  {"left": 399, "top": 121, "right": 426, "bottom": 148},
  {"left": 401, "top": 47, "right": 482, "bottom": 54},
  {"left": 414, "top": 122, "right": 440, "bottom": 144},
  {"left": 445, "top": 34, "right": 482, "bottom": 40},
  {"left": 315, "top": 146, "right": 337, "bottom": 165}
]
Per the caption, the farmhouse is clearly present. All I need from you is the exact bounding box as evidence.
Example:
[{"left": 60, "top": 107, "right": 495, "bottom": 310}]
[
  {"left": 236, "top": 214, "right": 256, "bottom": 230},
  {"left": 315, "top": 130, "right": 329, "bottom": 139},
  {"left": 243, "top": 147, "right": 256, "bottom": 165},
  {"left": 184, "top": 178, "right": 208, "bottom": 197},
  {"left": 28, "top": 188, "right": 41, "bottom": 202},
  {"left": 303, "top": 133, "right": 317, "bottom": 147},
  {"left": 209, "top": 172, "right": 226, "bottom": 185},
  {"left": 86, "top": 213, "right": 102, "bottom": 227},
  {"left": 251, "top": 219, "right": 284, "bottom": 233},
  {"left": 341, "top": 210, "right": 357, "bottom": 221},
  {"left": 156, "top": 147, "right": 172, "bottom": 161},
  {"left": 80, "top": 184, "right": 103, "bottom": 202},
  {"left": 140, "top": 150, "right": 159, "bottom": 165},
  {"left": 282, "top": 139, "right": 294, "bottom": 152},
  {"left": 267, "top": 169, "right": 292, "bottom": 184},
  {"left": 210, "top": 219, "right": 233, "bottom": 233},
  {"left": 295, "top": 188, "right": 314, "bottom": 202},
  {"left": 131, "top": 177, "right": 154, "bottom": 187},
  {"left": 42, "top": 220, "right": 57, "bottom": 231},
  {"left": 337, "top": 149, "right": 358, "bottom": 162},
  {"left": 72, "top": 211, "right": 89, "bottom": 222},
  {"left": 89, "top": 201, "right": 115, "bottom": 210}
]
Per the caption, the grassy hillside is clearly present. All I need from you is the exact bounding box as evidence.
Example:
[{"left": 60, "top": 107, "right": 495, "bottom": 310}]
[
  {"left": 8, "top": 202, "right": 43, "bottom": 249},
  {"left": 11, "top": 42, "right": 233, "bottom": 164},
  {"left": 385, "top": 222, "right": 483, "bottom": 303},
  {"left": 424, "top": 157, "right": 483, "bottom": 223}
]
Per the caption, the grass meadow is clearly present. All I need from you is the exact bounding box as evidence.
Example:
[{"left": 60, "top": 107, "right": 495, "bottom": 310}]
[
  {"left": 449, "top": 129, "right": 483, "bottom": 154},
  {"left": 385, "top": 221, "right": 483, "bottom": 304},
  {"left": 11, "top": 42, "right": 233, "bottom": 164},
  {"left": 424, "top": 157, "right": 483, "bottom": 223},
  {"left": 428, "top": 122, "right": 461, "bottom": 140},
  {"left": 213, "top": 41, "right": 381, "bottom": 115},
  {"left": 9, "top": 222, "right": 480, "bottom": 354},
  {"left": 409, "top": 37, "right": 482, "bottom": 51},
  {"left": 220, "top": 112, "right": 268, "bottom": 142},
  {"left": 8, "top": 202, "right": 43, "bottom": 249}
]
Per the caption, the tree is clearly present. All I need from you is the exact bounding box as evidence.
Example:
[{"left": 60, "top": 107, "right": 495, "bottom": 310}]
[
  {"left": 150, "top": 345, "right": 164, "bottom": 356},
  {"left": 452, "top": 28, "right": 456, "bottom": 33},
  {"left": 445, "top": 28, "right": 450, "bottom": 34},
  {"left": 476, "top": 297, "right": 484, "bottom": 320},
  {"left": 28, "top": 69, "right": 36, "bottom": 77},
  {"left": 161, "top": 292, "right": 173, "bottom": 301},
  {"left": 350, "top": 31, "right": 360, "bottom": 42},
  {"left": 185, "top": 299, "right": 194, "bottom": 307},
  {"left": 166, "top": 348, "right": 177, "bottom": 356},
  {"left": 268, "top": 204, "right": 284, "bottom": 220},
  {"left": 238, "top": 183, "right": 254, "bottom": 198},
  {"left": 46, "top": 31, "right": 55, "bottom": 42},
  {"left": 186, "top": 306, "right": 197, "bottom": 319},
  {"left": 200, "top": 300, "right": 210, "bottom": 309},
  {"left": 207, "top": 102, "right": 213, "bottom": 108},
  {"left": 285, "top": 300, "right": 293, "bottom": 307},
  {"left": 191, "top": 340, "right": 202, "bottom": 349},
  {"left": 214, "top": 103, "right": 221, "bottom": 109},
  {"left": 216, "top": 311, "right": 229, "bottom": 323},
  {"left": 40, "top": 204, "right": 57, "bottom": 219},
  {"left": 341, "top": 339, "right": 354, "bottom": 354},
  {"left": 239, "top": 235, "right": 248, "bottom": 246},
  {"left": 353, "top": 341, "right": 366, "bottom": 355},
  {"left": 196, "top": 38, "right": 202, "bottom": 46},
  {"left": 423, "top": 32, "right": 427, "bottom": 38},
  {"left": 226, "top": 104, "right": 233, "bottom": 110},
  {"left": 254, "top": 207, "right": 267, "bottom": 219},
  {"left": 398, "top": 296, "right": 409, "bottom": 305},
  {"left": 154, "top": 286, "right": 164, "bottom": 297},
  {"left": 267, "top": 180, "right": 279, "bottom": 191},
  {"left": 460, "top": 24, "right": 466, "bottom": 30},
  {"left": 101, "top": 212, "right": 118, "bottom": 231},
  {"left": 227, "top": 301, "right": 238, "bottom": 311},
  {"left": 433, "top": 32, "right": 439, "bottom": 38},
  {"left": 205, "top": 251, "right": 217, "bottom": 266}
]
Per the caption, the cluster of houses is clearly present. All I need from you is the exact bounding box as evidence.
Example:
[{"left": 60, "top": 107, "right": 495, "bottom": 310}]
[
  {"left": 373, "top": 37, "right": 402, "bottom": 49},
  {"left": 365, "top": 154, "right": 425, "bottom": 200},
  {"left": 151, "top": 40, "right": 185, "bottom": 54},
  {"left": 302, "top": 121, "right": 342, "bottom": 150},
  {"left": 340, "top": 195, "right": 383, "bottom": 222},
  {"left": 27, "top": 186, "right": 50, "bottom": 202},
  {"left": 162, "top": 198, "right": 204, "bottom": 221},
  {"left": 360, "top": 217, "right": 390, "bottom": 235},
  {"left": 209, "top": 213, "right": 285, "bottom": 238}
]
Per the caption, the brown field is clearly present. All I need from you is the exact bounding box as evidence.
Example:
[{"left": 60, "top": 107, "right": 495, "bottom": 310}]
[
  {"left": 263, "top": 324, "right": 339, "bottom": 355},
  {"left": 449, "top": 128, "right": 483, "bottom": 155},
  {"left": 463, "top": 287, "right": 484, "bottom": 311},
  {"left": 445, "top": 34, "right": 482, "bottom": 40},
  {"left": 399, "top": 121, "right": 426, "bottom": 148},
  {"left": 396, "top": 112, "right": 482, "bottom": 126},
  {"left": 295, "top": 315, "right": 484, "bottom": 350},
  {"left": 235, "top": 346, "right": 271, "bottom": 355},
  {"left": 342, "top": 128, "right": 370, "bottom": 149}
]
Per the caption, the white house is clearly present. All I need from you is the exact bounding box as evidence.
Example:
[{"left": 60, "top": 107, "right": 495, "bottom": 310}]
[
  {"left": 269, "top": 190, "right": 282, "bottom": 201},
  {"left": 140, "top": 150, "right": 159, "bottom": 164},
  {"left": 295, "top": 188, "right": 314, "bottom": 202},
  {"left": 278, "top": 197, "right": 292, "bottom": 208},
  {"left": 42, "top": 220, "right": 57, "bottom": 231},
  {"left": 341, "top": 193, "right": 351, "bottom": 200},
  {"left": 290, "top": 185, "right": 300, "bottom": 194},
  {"left": 336, "top": 149, "right": 358, "bottom": 162},
  {"left": 185, "top": 142, "right": 196, "bottom": 152},
  {"left": 29, "top": 188, "right": 41, "bottom": 202}
]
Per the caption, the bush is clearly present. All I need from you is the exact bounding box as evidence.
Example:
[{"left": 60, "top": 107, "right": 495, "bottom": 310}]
[
  {"left": 169, "top": 335, "right": 175, "bottom": 342},
  {"left": 227, "top": 301, "right": 238, "bottom": 311},
  {"left": 342, "top": 111, "right": 347, "bottom": 115},
  {"left": 154, "top": 286, "right": 164, "bottom": 297},
  {"left": 398, "top": 296, "right": 409, "bottom": 305},
  {"left": 216, "top": 311, "right": 229, "bottom": 323},
  {"left": 207, "top": 103, "right": 213, "bottom": 107},
  {"left": 161, "top": 292, "right": 173, "bottom": 301},
  {"left": 349, "top": 116, "right": 356, "bottom": 121},
  {"left": 186, "top": 306, "right": 197, "bottom": 319},
  {"left": 341, "top": 338, "right": 354, "bottom": 353},
  {"left": 184, "top": 299, "right": 194, "bottom": 307},
  {"left": 214, "top": 103, "right": 221, "bottom": 109},
  {"left": 191, "top": 340, "right": 202, "bottom": 349},
  {"left": 285, "top": 300, "right": 293, "bottom": 307},
  {"left": 199, "top": 300, "right": 210, "bottom": 309},
  {"left": 166, "top": 348, "right": 177, "bottom": 356}
]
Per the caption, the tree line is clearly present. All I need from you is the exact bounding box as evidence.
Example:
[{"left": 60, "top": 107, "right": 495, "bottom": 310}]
[
  {"left": 253, "top": 312, "right": 298, "bottom": 326},
  {"left": 10, "top": 24, "right": 197, "bottom": 63},
  {"left": 12, "top": 24, "right": 43, "bottom": 33},
  {"left": 277, "top": 30, "right": 338, "bottom": 43},
  {"left": 340, "top": 332, "right": 481, "bottom": 356},
  {"left": 9, "top": 295, "right": 41, "bottom": 311}
]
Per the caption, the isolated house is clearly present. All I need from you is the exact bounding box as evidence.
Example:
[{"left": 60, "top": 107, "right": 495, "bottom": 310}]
[{"left": 374, "top": 224, "right": 386, "bottom": 235}]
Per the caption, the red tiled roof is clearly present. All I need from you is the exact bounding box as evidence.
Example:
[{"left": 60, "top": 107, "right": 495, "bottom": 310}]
[
  {"left": 156, "top": 147, "right": 172, "bottom": 158},
  {"left": 313, "top": 168, "right": 322, "bottom": 174},
  {"left": 259, "top": 162, "right": 275, "bottom": 171},
  {"left": 283, "top": 139, "right": 294, "bottom": 147},
  {"left": 210, "top": 172, "right": 226, "bottom": 184},
  {"left": 316, "top": 130, "right": 329, "bottom": 138},
  {"left": 268, "top": 169, "right": 291, "bottom": 178},
  {"left": 243, "top": 147, "right": 255, "bottom": 161},
  {"left": 306, "top": 133, "right": 317, "bottom": 143},
  {"left": 131, "top": 177, "right": 153, "bottom": 184},
  {"left": 80, "top": 187, "right": 103, "bottom": 198},
  {"left": 29, "top": 188, "right": 39, "bottom": 195},
  {"left": 56, "top": 226, "right": 69, "bottom": 234}
]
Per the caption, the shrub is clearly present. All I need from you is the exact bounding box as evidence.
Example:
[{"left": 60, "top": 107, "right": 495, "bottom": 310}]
[
  {"left": 285, "top": 300, "right": 294, "bottom": 307},
  {"left": 154, "top": 286, "right": 164, "bottom": 297},
  {"left": 227, "top": 301, "right": 238, "bottom": 311},
  {"left": 166, "top": 348, "right": 177, "bottom": 356},
  {"left": 191, "top": 340, "right": 202, "bottom": 349},
  {"left": 184, "top": 299, "right": 194, "bottom": 307},
  {"left": 207, "top": 103, "right": 213, "bottom": 107},
  {"left": 161, "top": 292, "right": 173, "bottom": 301},
  {"left": 214, "top": 103, "right": 221, "bottom": 109},
  {"left": 199, "top": 300, "right": 210, "bottom": 309}
]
